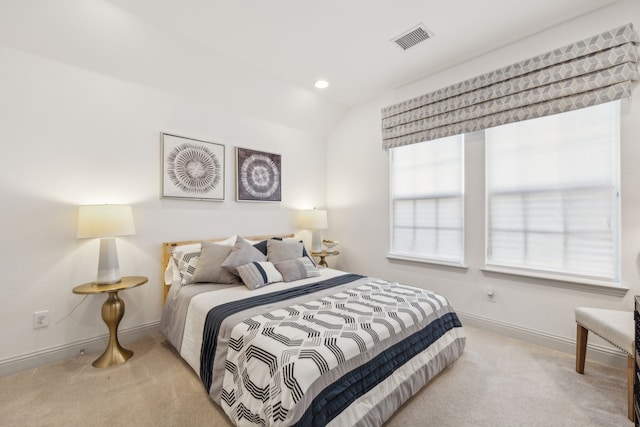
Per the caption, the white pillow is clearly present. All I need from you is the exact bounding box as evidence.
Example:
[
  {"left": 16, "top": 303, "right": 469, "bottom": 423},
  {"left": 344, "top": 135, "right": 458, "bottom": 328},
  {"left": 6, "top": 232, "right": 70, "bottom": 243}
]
[
  {"left": 170, "top": 235, "right": 236, "bottom": 258},
  {"left": 243, "top": 237, "right": 262, "bottom": 245},
  {"left": 217, "top": 234, "right": 238, "bottom": 246},
  {"left": 172, "top": 242, "right": 201, "bottom": 255},
  {"left": 164, "top": 257, "right": 180, "bottom": 285}
]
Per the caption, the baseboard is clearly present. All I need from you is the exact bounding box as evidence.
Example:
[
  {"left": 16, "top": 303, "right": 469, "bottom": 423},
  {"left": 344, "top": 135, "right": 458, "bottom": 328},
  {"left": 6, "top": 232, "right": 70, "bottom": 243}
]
[
  {"left": 1, "top": 314, "right": 627, "bottom": 377},
  {"left": 457, "top": 311, "right": 628, "bottom": 369},
  {"left": 0, "top": 321, "right": 159, "bottom": 377}
]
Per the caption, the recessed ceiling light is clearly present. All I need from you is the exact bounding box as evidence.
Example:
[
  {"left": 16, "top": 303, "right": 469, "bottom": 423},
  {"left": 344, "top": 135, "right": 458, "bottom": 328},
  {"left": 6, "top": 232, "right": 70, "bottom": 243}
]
[{"left": 314, "top": 80, "right": 329, "bottom": 89}]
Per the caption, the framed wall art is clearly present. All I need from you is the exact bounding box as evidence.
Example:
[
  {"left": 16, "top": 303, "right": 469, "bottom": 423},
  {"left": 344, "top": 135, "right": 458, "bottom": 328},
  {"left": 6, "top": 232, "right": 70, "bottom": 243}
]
[
  {"left": 235, "top": 147, "right": 281, "bottom": 202},
  {"left": 161, "top": 133, "right": 225, "bottom": 201}
]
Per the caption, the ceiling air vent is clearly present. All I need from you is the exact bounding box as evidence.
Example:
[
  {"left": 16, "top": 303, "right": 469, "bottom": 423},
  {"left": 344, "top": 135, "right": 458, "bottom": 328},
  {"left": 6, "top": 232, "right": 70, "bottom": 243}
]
[{"left": 391, "top": 24, "right": 433, "bottom": 50}]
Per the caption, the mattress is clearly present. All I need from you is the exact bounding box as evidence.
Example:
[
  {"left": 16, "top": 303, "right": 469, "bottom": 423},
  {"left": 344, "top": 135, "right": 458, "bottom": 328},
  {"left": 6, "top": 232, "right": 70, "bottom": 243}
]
[{"left": 161, "top": 268, "right": 465, "bottom": 426}]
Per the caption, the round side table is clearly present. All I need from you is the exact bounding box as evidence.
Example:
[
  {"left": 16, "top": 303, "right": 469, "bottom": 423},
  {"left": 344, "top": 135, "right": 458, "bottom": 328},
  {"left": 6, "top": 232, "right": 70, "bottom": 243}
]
[
  {"left": 310, "top": 250, "right": 340, "bottom": 267},
  {"left": 73, "top": 276, "right": 148, "bottom": 368}
]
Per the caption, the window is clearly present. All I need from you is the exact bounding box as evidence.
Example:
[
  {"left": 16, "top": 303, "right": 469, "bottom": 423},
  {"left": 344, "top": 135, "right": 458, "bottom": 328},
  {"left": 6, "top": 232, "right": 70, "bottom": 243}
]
[
  {"left": 485, "top": 101, "right": 620, "bottom": 282},
  {"left": 389, "top": 135, "right": 464, "bottom": 265}
]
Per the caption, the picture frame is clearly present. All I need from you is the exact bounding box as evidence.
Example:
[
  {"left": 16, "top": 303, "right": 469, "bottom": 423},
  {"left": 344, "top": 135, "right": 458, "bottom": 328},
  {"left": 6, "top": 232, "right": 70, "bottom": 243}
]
[
  {"left": 235, "top": 147, "right": 282, "bottom": 202},
  {"left": 161, "top": 133, "right": 225, "bottom": 201}
]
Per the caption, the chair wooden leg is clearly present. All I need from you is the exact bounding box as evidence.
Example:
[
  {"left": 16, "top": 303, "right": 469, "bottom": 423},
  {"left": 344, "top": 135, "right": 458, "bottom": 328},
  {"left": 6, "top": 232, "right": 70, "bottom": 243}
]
[
  {"left": 627, "top": 355, "right": 634, "bottom": 422},
  {"left": 576, "top": 324, "right": 588, "bottom": 374}
]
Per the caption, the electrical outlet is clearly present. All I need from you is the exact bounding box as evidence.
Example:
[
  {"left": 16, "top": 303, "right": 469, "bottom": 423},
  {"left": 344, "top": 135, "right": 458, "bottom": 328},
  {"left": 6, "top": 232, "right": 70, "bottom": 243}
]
[
  {"left": 485, "top": 286, "right": 496, "bottom": 303},
  {"left": 33, "top": 310, "right": 49, "bottom": 329}
]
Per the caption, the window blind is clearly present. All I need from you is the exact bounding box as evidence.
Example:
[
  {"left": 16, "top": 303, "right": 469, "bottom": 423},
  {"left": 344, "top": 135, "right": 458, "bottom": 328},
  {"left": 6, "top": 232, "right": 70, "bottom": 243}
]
[
  {"left": 390, "top": 135, "right": 464, "bottom": 263},
  {"left": 382, "top": 24, "right": 639, "bottom": 150},
  {"left": 485, "top": 101, "right": 620, "bottom": 281}
]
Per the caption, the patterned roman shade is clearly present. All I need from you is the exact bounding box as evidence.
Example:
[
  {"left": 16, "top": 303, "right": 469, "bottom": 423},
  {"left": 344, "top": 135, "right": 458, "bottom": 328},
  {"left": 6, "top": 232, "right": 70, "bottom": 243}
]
[{"left": 382, "top": 23, "right": 640, "bottom": 150}]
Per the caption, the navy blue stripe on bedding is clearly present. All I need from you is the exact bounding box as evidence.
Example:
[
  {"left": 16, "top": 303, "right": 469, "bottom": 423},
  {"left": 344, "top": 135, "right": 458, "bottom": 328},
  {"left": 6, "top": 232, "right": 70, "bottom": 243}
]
[
  {"left": 200, "top": 274, "right": 364, "bottom": 391},
  {"left": 293, "top": 311, "right": 463, "bottom": 427},
  {"left": 253, "top": 262, "right": 268, "bottom": 283}
]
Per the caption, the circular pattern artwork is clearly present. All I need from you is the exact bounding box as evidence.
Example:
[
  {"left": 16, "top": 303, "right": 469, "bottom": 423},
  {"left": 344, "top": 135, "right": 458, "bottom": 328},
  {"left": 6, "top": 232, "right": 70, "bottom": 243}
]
[
  {"left": 166, "top": 142, "right": 222, "bottom": 195},
  {"left": 237, "top": 148, "right": 281, "bottom": 201}
]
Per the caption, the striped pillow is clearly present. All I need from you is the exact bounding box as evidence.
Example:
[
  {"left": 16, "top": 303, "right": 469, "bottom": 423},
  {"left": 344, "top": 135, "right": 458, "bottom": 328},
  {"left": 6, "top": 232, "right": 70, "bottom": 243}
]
[
  {"left": 237, "top": 262, "right": 283, "bottom": 290},
  {"left": 274, "top": 257, "right": 320, "bottom": 282}
]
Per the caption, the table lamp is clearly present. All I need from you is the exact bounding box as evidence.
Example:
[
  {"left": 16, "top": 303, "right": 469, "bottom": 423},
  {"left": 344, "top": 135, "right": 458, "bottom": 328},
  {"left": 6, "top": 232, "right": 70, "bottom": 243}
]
[
  {"left": 77, "top": 204, "right": 136, "bottom": 284},
  {"left": 296, "top": 208, "right": 328, "bottom": 252}
]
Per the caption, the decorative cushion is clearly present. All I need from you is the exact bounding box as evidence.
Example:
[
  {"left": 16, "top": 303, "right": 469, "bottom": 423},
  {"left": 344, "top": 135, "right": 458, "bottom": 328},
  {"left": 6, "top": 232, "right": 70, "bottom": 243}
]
[
  {"left": 267, "top": 238, "right": 317, "bottom": 266},
  {"left": 222, "top": 237, "right": 267, "bottom": 275},
  {"left": 173, "top": 248, "right": 201, "bottom": 285},
  {"left": 302, "top": 247, "right": 314, "bottom": 265},
  {"left": 218, "top": 235, "right": 239, "bottom": 246},
  {"left": 170, "top": 244, "right": 201, "bottom": 275},
  {"left": 575, "top": 307, "right": 634, "bottom": 355},
  {"left": 274, "top": 257, "right": 320, "bottom": 282},
  {"left": 283, "top": 237, "right": 316, "bottom": 266},
  {"left": 237, "top": 261, "right": 283, "bottom": 290},
  {"left": 252, "top": 239, "right": 268, "bottom": 255},
  {"left": 179, "top": 254, "right": 199, "bottom": 285},
  {"left": 172, "top": 242, "right": 202, "bottom": 254},
  {"left": 164, "top": 257, "right": 179, "bottom": 285},
  {"left": 267, "top": 239, "right": 305, "bottom": 263},
  {"left": 172, "top": 235, "right": 236, "bottom": 258},
  {"left": 171, "top": 236, "right": 237, "bottom": 285},
  {"left": 191, "top": 241, "right": 240, "bottom": 284}
]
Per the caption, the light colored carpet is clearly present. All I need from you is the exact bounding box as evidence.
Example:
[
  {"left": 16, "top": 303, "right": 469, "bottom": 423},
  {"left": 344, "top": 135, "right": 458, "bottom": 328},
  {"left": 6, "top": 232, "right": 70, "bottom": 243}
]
[{"left": 0, "top": 326, "right": 630, "bottom": 427}]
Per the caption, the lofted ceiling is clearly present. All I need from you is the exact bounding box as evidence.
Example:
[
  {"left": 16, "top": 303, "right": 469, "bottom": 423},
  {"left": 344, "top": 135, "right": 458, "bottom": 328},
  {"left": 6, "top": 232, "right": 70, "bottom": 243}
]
[{"left": 105, "top": 0, "right": 618, "bottom": 107}]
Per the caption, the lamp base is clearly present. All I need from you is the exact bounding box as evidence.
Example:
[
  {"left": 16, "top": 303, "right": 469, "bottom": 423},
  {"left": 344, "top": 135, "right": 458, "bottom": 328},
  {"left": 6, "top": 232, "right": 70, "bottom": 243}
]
[
  {"left": 311, "top": 229, "right": 323, "bottom": 253},
  {"left": 96, "top": 237, "right": 122, "bottom": 284}
]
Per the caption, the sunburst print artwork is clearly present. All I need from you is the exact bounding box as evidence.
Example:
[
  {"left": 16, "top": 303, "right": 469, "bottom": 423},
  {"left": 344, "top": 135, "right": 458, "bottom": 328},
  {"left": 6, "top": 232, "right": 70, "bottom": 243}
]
[
  {"left": 162, "top": 133, "right": 225, "bottom": 201},
  {"left": 236, "top": 147, "right": 281, "bottom": 202}
]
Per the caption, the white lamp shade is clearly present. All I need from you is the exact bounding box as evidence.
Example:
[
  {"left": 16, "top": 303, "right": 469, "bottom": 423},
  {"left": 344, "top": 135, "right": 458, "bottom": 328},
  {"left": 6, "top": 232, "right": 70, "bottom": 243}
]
[
  {"left": 77, "top": 204, "right": 135, "bottom": 284},
  {"left": 296, "top": 209, "right": 328, "bottom": 230},
  {"left": 77, "top": 205, "right": 136, "bottom": 238}
]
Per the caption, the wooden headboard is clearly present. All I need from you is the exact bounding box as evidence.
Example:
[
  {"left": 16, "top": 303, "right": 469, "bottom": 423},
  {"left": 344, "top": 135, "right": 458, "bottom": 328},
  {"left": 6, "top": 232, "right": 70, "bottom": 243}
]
[{"left": 162, "top": 234, "right": 294, "bottom": 304}]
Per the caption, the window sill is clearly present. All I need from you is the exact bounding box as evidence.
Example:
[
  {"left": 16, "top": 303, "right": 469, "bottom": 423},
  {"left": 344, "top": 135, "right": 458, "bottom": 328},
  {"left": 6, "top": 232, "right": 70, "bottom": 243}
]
[
  {"left": 387, "top": 253, "right": 468, "bottom": 270},
  {"left": 481, "top": 265, "right": 628, "bottom": 296}
]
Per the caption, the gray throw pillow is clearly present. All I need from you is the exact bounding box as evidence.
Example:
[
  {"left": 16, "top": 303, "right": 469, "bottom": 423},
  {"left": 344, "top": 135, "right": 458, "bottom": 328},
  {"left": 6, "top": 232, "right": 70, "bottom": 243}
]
[
  {"left": 191, "top": 241, "right": 240, "bottom": 284},
  {"left": 274, "top": 257, "right": 320, "bottom": 282},
  {"left": 267, "top": 239, "right": 304, "bottom": 263},
  {"left": 222, "top": 238, "right": 267, "bottom": 275}
]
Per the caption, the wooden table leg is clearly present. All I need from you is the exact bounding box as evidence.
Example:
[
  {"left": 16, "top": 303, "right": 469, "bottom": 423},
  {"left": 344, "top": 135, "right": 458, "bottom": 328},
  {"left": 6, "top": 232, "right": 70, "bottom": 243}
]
[
  {"left": 627, "top": 355, "right": 634, "bottom": 422},
  {"left": 575, "top": 324, "right": 588, "bottom": 374}
]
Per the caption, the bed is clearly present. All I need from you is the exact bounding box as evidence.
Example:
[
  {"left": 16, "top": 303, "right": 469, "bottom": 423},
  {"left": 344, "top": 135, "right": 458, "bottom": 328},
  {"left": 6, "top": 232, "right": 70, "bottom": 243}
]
[{"left": 160, "top": 234, "right": 466, "bottom": 426}]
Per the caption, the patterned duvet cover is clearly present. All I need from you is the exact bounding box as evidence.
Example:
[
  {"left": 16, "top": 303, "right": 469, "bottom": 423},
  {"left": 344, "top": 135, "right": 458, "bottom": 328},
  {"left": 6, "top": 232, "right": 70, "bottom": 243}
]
[{"left": 161, "top": 268, "right": 465, "bottom": 426}]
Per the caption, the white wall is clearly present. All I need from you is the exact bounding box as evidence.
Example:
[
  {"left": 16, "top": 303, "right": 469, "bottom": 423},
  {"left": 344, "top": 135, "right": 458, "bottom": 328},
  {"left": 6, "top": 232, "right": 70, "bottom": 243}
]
[
  {"left": 3, "top": 0, "right": 638, "bottom": 375},
  {"left": 0, "top": 0, "right": 345, "bottom": 371},
  {"left": 327, "top": 0, "right": 640, "bottom": 364}
]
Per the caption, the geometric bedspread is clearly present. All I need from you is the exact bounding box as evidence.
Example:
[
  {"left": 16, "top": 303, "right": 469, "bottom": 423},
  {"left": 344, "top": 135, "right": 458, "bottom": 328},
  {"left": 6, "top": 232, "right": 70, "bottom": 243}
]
[{"left": 211, "top": 276, "right": 465, "bottom": 426}]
